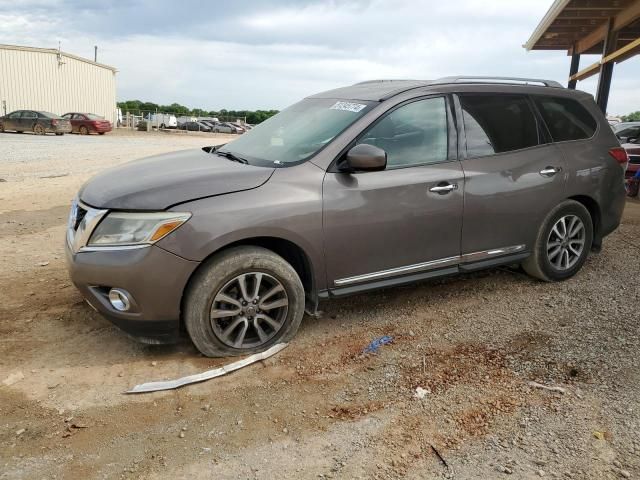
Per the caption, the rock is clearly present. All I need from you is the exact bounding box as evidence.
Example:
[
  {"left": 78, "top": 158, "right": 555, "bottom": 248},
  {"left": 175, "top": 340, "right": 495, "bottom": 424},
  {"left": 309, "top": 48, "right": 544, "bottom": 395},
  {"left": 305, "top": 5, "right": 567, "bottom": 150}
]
[
  {"left": 538, "top": 470, "right": 545, "bottom": 477},
  {"left": 181, "top": 427, "right": 187, "bottom": 431},
  {"left": 118, "top": 372, "right": 124, "bottom": 377},
  {"left": 620, "top": 470, "right": 630, "bottom": 479},
  {"left": 179, "top": 432, "right": 185, "bottom": 438},
  {"left": 151, "top": 361, "right": 157, "bottom": 366},
  {"left": 497, "top": 465, "right": 513, "bottom": 474},
  {"left": 16, "top": 428, "right": 25, "bottom": 436},
  {"left": 414, "top": 387, "right": 429, "bottom": 399},
  {"left": 283, "top": 428, "right": 288, "bottom": 434},
  {"left": 202, "top": 404, "right": 211, "bottom": 411},
  {"left": 37, "top": 261, "right": 50, "bottom": 267},
  {"left": 3, "top": 371, "right": 25, "bottom": 386}
]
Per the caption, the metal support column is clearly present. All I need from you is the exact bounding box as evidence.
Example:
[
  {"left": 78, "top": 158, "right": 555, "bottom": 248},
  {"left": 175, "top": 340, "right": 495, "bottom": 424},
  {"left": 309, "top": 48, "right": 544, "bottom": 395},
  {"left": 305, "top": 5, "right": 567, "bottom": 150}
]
[
  {"left": 596, "top": 18, "right": 618, "bottom": 113},
  {"left": 568, "top": 48, "right": 580, "bottom": 89}
]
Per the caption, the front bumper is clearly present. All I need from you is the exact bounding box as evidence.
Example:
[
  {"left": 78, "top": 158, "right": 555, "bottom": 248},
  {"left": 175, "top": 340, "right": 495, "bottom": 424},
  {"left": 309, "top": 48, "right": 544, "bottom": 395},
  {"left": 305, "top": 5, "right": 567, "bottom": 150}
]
[{"left": 65, "top": 241, "right": 199, "bottom": 344}]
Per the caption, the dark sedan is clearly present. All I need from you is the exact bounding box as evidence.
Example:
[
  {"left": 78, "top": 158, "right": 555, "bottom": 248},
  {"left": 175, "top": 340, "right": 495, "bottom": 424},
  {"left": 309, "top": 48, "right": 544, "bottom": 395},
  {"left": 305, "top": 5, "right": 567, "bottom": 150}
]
[
  {"left": 0, "top": 110, "right": 72, "bottom": 135},
  {"left": 178, "top": 121, "right": 212, "bottom": 132},
  {"left": 62, "top": 112, "right": 112, "bottom": 135}
]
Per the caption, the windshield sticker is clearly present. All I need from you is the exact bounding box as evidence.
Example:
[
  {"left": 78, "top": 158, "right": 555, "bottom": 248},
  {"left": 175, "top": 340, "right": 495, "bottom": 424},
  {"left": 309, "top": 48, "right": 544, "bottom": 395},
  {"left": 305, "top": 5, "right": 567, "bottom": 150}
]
[{"left": 330, "top": 101, "right": 367, "bottom": 113}]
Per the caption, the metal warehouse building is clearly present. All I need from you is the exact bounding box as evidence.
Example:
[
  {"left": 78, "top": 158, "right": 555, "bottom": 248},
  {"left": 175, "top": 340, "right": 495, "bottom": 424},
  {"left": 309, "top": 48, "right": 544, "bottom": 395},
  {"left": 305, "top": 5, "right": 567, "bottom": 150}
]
[{"left": 0, "top": 44, "right": 117, "bottom": 124}]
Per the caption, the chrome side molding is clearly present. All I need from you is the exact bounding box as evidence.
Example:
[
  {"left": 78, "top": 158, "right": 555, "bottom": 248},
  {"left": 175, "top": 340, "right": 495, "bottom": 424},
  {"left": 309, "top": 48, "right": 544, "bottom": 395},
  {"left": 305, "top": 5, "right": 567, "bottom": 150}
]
[{"left": 333, "top": 244, "right": 526, "bottom": 286}]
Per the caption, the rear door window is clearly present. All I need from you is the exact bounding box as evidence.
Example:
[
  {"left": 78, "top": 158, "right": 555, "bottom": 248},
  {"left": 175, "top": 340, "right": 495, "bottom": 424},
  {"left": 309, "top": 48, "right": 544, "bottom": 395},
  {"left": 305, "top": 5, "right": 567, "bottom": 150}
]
[
  {"left": 533, "top": 96, "right": 597, "bottom": 142},
  {"left": 459, "top": 94, "right": 541, "bottom": 158}
]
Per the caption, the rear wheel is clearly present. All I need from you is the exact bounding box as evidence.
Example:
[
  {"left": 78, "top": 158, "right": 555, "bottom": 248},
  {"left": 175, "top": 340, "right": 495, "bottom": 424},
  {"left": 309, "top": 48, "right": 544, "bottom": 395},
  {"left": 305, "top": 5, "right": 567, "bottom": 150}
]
[
  {"left": 79, "top": 126, "right": 89, "bottom": 135},
  {"left": 184, "top": 246, "right": 305, "bottom": 357},
  {"left": 33, "top": 124, "right": 45, "bottom": 135},
  {"left": 523, "top": 200, "right": 593, "bottom": 282},
  {"left": 55, "top": 133, "right": 64, "bottom": 136},
  {"left": 98, "top": 132, "right": 105, "bottom": 135}
]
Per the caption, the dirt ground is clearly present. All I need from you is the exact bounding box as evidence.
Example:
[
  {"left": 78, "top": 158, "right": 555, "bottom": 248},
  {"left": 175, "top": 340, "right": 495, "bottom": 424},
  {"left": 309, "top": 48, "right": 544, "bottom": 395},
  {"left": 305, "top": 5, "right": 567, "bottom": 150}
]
[{"left": 1, "top": 131, "right": 639, "bottom": 480}]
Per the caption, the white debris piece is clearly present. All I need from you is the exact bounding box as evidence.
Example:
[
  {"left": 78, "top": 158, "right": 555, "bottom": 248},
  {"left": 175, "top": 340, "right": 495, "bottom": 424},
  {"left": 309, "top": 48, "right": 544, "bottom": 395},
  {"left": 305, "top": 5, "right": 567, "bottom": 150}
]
[
  {"left": 414, "top": 386, "right": 430, "bottom": 399},
  {"left": 528, "top": 381, "right": 567, "bottom": 394},
  {"left": 126, "top": 343, "right": 288, "bottom": 393}
]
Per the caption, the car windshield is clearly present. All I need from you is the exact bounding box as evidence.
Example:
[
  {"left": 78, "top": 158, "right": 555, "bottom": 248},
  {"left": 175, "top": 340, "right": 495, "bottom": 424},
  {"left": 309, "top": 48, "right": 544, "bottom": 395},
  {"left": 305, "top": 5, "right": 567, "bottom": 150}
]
[
  {"left": 218, "top": 98, "right": 374, "bottom": 166},
  {"left": 86, "top": 113, "right": 104, "bottom": 120}
]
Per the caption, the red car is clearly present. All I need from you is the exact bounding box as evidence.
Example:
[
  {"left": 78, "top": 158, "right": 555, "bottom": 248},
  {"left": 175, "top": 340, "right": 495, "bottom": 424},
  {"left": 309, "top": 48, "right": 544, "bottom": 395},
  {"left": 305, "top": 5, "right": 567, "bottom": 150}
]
[
  {"left": 622, "top": 143, "right": 640, "bottom": 179},
  {"left": 62, "top": 112, "right": 112, "bottom": 135}
]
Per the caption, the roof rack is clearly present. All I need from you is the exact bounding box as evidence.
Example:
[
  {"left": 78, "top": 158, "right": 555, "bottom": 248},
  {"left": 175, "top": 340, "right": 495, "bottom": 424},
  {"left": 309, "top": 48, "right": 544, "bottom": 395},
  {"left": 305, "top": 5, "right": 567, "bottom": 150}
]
[{"left": 432, "top": 76, "right": 563, "bottom": 88}]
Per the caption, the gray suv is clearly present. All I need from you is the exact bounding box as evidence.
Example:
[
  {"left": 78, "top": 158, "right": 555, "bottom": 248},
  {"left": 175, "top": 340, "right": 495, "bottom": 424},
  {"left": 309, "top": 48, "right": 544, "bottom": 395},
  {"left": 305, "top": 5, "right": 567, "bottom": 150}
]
[{"left": 66, "top": 77, "right": 627, "bottom": 357}]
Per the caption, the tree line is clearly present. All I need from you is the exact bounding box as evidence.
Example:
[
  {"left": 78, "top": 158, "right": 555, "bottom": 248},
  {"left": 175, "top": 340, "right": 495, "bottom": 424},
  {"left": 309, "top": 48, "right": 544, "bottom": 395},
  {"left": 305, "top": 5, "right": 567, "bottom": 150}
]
[
  {"left": 622, "top": 111, "right": 640, "bottom": 122},
  {"left": 117, "top": 100, "right": 279, "bottom": 124}
]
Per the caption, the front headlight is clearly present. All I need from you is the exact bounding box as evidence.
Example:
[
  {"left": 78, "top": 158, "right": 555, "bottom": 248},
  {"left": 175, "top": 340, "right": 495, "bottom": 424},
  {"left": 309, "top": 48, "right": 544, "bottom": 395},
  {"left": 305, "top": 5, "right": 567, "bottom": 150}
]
[{"left": 88, "top": 212, "right": 191, "bottom": 247}]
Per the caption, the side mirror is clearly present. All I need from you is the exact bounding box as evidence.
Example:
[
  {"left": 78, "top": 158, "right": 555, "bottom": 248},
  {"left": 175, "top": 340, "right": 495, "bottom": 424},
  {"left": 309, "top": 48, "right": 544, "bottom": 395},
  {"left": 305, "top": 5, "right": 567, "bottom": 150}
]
[{"left": 344, "top": 143, "right": 387, "bottom": 172}]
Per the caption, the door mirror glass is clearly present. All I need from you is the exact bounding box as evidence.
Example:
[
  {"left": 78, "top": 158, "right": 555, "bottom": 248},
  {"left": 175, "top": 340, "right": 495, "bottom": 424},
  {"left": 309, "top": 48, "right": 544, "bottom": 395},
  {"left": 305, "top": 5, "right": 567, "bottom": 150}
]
[{"left": 345, "top": 143, "right": 387, "bottom": 172}]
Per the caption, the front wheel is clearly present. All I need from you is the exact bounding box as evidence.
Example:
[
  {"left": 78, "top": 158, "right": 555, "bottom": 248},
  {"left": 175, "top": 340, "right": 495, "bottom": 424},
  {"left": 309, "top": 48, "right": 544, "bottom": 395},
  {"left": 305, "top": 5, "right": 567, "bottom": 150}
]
[
  {"left": 184, "top": 246, "right": 305, "bottom": 357},
  {"left": 523, "top": 200, "right": 593, "bottom": 282},
  {"left": 33, "top": 124, "right": 45, "bottom": 135}
]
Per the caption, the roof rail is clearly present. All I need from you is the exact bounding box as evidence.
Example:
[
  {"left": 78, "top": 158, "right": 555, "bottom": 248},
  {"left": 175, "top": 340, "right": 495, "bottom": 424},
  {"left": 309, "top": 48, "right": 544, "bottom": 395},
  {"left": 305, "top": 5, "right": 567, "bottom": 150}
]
[{"left": 432, "top": 76, "right": 563, "bottom": 88}]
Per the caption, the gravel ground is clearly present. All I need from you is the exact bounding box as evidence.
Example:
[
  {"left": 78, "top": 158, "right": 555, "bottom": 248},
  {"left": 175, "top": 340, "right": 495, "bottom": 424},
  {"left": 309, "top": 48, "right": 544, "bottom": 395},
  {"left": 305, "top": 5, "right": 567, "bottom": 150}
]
[{"left": 0, "top": 132, "right": 639, "bottom": 479}]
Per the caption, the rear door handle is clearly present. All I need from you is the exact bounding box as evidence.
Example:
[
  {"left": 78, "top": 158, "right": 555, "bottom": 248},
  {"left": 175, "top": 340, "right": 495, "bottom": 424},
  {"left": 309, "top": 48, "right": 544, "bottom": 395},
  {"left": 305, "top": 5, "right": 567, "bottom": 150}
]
[
  {"left": 540, "top": 166, "right": 561, "bottom": 177},
  {"left": 429, "top": 182, "right": 458, "bottom": 194}
]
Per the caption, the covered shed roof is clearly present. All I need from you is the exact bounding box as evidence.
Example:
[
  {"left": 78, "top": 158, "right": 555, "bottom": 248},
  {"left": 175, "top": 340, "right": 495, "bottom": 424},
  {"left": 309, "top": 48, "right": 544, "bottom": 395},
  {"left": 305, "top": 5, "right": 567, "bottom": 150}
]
[{"left": 524, "top": 0, "right": 640, "bottom": 111}]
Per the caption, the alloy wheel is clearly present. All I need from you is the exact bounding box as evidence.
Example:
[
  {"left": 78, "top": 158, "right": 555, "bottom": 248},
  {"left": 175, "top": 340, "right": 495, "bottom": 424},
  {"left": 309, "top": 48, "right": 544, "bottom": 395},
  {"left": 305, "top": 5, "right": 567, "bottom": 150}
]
[
  {"left": 546, "top": 215, "right": 585, "bottom": 270},
  {"left": 210, "top": 272, "right": 289, "bottom": 349}
]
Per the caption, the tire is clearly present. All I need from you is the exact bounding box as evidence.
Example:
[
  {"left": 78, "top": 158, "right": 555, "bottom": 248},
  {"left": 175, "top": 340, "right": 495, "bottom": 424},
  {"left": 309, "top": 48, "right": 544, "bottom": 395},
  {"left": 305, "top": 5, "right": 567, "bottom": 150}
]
[
  {"left": 33, "top": 124, "right": 45, "bottom": 135},
  {"left": 160, "top": 123, "right": 166, "bottom": 129},
  {"left": 523, "top": 200, "right": 593, "bottom": 282},
  {"left": 79, "top": 126, "right": 89, "bottom": 135},
  {"left": 98, "top": 132, "right": 105, "bottom": 135},
  {"left": 55, "top": 133, "right": 64, "bottom": 136},
  {"left": 0, "top": 124, "right": 4, "bottom": 133},
  {"left": 184, "top": 246, "right": 305, "bottom": 357}
]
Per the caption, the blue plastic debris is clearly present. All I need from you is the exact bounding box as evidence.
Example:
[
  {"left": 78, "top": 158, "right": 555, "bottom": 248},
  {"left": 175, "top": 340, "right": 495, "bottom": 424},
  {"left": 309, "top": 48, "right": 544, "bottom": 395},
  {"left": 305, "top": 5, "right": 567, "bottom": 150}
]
[{"left": 363, "top": 335, "right": 394, "bottom": 354}]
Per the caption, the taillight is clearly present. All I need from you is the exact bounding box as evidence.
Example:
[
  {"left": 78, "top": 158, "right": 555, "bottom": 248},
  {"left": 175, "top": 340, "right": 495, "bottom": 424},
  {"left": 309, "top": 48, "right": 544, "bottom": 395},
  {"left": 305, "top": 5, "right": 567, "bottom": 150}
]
[
  {"left": 51, "top": 119, "right": 58, "bottom": 126},
  {"left": 609, "top": 147, "right": 628, "bottom": 165}
]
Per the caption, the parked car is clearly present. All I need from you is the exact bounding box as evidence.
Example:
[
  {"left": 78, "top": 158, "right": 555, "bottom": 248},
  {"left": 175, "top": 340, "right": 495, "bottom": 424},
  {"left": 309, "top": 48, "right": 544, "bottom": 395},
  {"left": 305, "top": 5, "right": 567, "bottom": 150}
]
[
  {"left": 146, "top": 113, "right": 178, "bottom": 129},
  {"left": 178, "top": 121, "right": 212, "bottom": 132},
  {"left": 229, "top": 122, "right": 247, "bottom": 133},
  {"left": 66, "top": 76, "right": 626, "bottom": 357},
  {"left": 0, "top": 110, "right": 71, "bottom": 135},
  {"left": 62, "top": 112, "right": 112, "bottom": 135},
  {"left": 613, "top": 121, "right": 640, "bottom": 144},
  {"left": 199, "top": 121, "right": 233, "bottom": 133},
  {"left": 622, "top": 142, "right": 640, "bottom": 179}
]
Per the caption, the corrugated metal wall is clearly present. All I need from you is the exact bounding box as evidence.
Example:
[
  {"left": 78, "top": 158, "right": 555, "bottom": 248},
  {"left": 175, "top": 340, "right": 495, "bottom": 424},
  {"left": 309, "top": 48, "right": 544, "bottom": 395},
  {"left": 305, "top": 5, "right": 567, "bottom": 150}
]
[{"left": 0, "top": 46, "right": 117, "bottom": 124}]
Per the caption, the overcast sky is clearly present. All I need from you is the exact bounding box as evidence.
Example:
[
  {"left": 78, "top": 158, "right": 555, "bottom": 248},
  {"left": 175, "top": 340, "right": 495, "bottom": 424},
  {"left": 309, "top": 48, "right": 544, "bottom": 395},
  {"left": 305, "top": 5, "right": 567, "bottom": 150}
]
[{"left": 0, "top": 0, "right": 637, "bottom": 114}]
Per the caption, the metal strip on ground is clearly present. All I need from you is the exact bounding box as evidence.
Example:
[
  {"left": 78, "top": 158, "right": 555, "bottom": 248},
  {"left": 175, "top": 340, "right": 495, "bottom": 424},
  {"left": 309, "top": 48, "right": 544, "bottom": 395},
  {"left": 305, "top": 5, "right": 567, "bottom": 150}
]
[{"left": 125, "top": 343, "right": 288, "bottom": 394}]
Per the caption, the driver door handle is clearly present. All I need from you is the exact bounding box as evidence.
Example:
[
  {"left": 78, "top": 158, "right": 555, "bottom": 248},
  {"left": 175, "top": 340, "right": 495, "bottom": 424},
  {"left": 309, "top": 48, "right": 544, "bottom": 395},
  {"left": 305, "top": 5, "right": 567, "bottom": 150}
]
[
  {"left": 429, "top": 182, "right": 458, "bottom": 194},
  {"left": 540, "top": 166, "right": 561, "bottom": 177}
]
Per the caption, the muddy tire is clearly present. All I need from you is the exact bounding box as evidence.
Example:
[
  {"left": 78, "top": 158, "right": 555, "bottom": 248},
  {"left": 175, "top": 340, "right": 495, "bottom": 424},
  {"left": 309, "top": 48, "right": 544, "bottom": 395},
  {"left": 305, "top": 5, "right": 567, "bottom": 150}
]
[
  {"left": 184, "top": 246, "right": 305, "bottom": 357},
  {"left": 33, "top": 124, "right": 45, "bottom": 135},
  {"left": 79, "top": 126, "right": 89, "bottom": 135},
  {"left": 523, "top": 200, "right": 593, "bottom": 282}
]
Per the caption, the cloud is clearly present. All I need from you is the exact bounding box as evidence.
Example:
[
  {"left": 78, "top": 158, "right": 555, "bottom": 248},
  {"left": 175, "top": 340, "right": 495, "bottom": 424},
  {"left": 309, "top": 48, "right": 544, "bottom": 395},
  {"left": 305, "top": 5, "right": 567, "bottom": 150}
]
[{"left": 0, "top": 0, "right": 637, "bottom": 114}]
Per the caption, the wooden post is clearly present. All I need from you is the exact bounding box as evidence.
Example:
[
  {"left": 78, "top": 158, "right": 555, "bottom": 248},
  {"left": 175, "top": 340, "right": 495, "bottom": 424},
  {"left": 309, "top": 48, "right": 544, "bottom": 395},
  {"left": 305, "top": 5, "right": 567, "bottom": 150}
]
[{"left": 596, "top": 18, "right": 618, "bottom": 113}]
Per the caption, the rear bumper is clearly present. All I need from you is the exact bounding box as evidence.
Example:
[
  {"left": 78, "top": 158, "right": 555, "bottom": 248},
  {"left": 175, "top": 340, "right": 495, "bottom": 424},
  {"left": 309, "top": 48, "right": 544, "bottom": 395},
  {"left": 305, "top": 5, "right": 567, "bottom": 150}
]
[
  {"left": 65, "top": 242, "right": 200, "bottom": 344},
  {"left": 93, "top": 124, "right": 112, "bottom": 133}
]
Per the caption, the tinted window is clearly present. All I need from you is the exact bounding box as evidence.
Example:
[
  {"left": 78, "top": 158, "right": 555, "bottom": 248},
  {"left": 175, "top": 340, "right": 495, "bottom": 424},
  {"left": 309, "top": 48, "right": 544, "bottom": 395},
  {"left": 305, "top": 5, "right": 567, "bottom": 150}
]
[
  {"left": 62, "top": 114, "right": 72, "bottom": 119},
  {"left": 22, "top": 111, "right": 37, "bottom": 119},
  {"left": 460, "top": 95, "right": 540, "bottom": 158},
  {"left": 616, "top": 126, "right": 640, "bottom": 140},
  {"left": 534, "top": 96, "right": 597, "bottom": 142},
  {"left": 8, "top": 111, "right": 21, "bottom": 119},
  {"left": 358, "top": 97, "right": 448, "bottom": 168}
]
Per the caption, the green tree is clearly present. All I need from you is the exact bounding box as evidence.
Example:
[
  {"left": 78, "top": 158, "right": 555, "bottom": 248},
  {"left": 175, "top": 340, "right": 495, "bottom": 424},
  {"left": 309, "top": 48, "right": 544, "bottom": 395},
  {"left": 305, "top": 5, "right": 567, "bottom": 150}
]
[{"left": 622, "top": 111, "right": 640, "bottom": 122}]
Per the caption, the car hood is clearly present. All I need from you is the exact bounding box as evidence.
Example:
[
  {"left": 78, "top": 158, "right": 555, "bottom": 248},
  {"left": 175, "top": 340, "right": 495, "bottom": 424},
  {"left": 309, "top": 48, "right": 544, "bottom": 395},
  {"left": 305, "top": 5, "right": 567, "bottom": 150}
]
[{"left": 79, "top": 148, "right": 275, "bottom": 210}]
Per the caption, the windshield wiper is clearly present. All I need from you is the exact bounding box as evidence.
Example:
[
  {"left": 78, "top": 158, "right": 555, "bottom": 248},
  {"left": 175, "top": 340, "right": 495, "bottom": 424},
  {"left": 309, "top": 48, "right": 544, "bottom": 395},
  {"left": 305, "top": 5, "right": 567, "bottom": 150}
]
[{"left": 216, "top": 150, "right": 249, "bottom": 165}]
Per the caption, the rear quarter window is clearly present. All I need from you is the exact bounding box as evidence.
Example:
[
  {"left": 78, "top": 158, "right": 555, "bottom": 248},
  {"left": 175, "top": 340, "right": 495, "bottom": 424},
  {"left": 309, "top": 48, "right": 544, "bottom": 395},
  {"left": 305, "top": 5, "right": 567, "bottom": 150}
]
[{"left": 533, "top": 96, "right": 597, "bottom": 142}]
